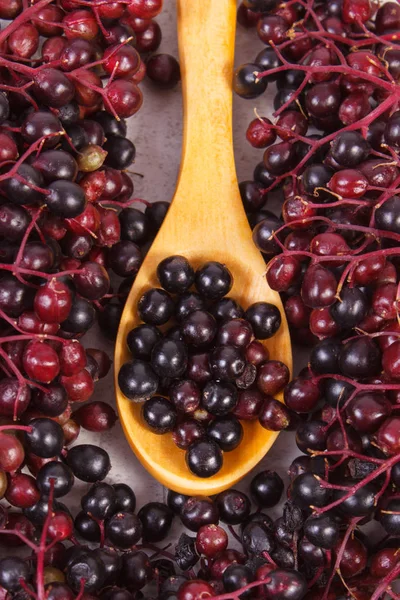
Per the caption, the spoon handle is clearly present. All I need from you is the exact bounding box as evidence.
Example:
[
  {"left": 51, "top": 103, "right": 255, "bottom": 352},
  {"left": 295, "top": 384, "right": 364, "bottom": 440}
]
[{"left": 172, "top": 0, "right": 244, "bottom": 222}]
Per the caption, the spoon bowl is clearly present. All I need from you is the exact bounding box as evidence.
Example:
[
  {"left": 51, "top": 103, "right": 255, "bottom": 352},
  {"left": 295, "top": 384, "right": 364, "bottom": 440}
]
[{"left": 114, "top": 0, "right": 292, "bottom": 496}]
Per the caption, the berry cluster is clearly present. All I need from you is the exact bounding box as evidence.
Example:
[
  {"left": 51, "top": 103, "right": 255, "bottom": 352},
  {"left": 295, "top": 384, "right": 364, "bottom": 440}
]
[
  {"left": 119, "top": 255, "right": 286, "bottom": 477},
  {"left": 0, "top": 1, "right": 183, "bottom": 597},
  {"left": 234, "top": 0, "right": 400, "bottom": 598},
  {"left": 0, "top": 0, "right": 177, "bottom": 489},
  {"left": 1, "top": 460, "right": 308, "bottom": 600}
]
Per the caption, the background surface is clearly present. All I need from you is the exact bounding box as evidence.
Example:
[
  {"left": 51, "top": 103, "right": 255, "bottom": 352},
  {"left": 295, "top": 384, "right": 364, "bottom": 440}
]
[{"left": 80, "top": 0, "right": 302, "bottom": 534}]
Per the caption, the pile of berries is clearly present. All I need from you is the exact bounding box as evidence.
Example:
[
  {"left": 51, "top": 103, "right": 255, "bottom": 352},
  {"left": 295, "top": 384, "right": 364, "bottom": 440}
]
[
  {"left": 119, "top": 255, "right": 286, "bottom": 478},
  {"left": 233, "top": 0, "right": 400, "bottom": 598}
]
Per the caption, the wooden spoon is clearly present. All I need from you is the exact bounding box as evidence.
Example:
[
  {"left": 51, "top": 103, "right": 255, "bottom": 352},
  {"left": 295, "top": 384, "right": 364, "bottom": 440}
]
[{"left": 114, "top": 0, "right": 292, "bottom": 495}]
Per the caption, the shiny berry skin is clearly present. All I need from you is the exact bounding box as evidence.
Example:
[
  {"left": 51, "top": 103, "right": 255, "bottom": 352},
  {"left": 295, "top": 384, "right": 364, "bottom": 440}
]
[
  {"left": 330, "top": 287, "right": 368, "bottom": 331},
  {"left": 376, "top": 417, "right": 400, "bottom": 456},
  {"left": 22, "top": 341, "right": 60, "bottom": 384},
  {"left": 46, "top": 181, "right": 87, "bottom": 218},
  {"left": 72, "top": 401, "right": 118, "bottom": 432},
  {"left": 263, "top": 569, "right": 307, "bottom": 600},
  {"left": 305, "top": 82, "right": 341, "bottom": 119},
  {"left": 142, "top": 396, "right": 177, "bottom": 434},
  {"left": 59, "top": 340, "right": 86, "bottom": 377},
  {"left": 233, "top": 63, "right": 267, "bottom": 99},
  {"left": 244, "top": 302, "right": 281, "bottom": 340},
  {"left": 25, "top": 418, "right": 64, "bottom": 458},
  {"left": 250, "top": 470, "right": 284, "bottom": 508},
  {"left": 346, "top": 392, "right": 392, "bottom": 433},
  {"left": 303, "top": 515, "right": 339, "bottom": 549},
  {"left": 337, "top": 536, "right": 368, "bottom": 578},
  {"left": 0, "top": 378, "right": 31, "bottom": 418},
  {"left": 127, "top": 0, "right": 163, "bottom": 18},
  {"left": 60, "top": 369, "right": 94, "bottom": 403},
  {"left": 195, "top": 262, "right": 233, "bottom": 299},
  {"left": 196, "top": 524, "right": 228, "bottom": 558},
  {"left": 257, "top": 14, "right": 288, "bottom": 44},
  {"left": 157, "top": 255, "right": 194, "bottom": 293},
  {"left": 207, "top": 416, "right": 243, "bottom": 452},
  {"left": 146, "top": 54, "right": 181, "bottom": 89},
  {"left": 186, "top": 439, "right": 223, "bottom": 478},
  {"left": 309, "top": 337, "right": 341, "bottom": 374},
  {"left": 65, "top": 444, "right": 111, "bottom": 482},
  {"left": 369, "top": 547, "right": 399, "bottom": 578},
  {"left": 81, "top": 482, "right": 116, "bottom": 520},
  {"left": 186, "top": 352, "right": 212, "bottom": 385},
  {"left": 215, "top": 490, "right": 251, "bottom": 525},
  {"left": 181, "top": 310, "right": 217, "bottom": 348},
  {"left": 47, "top": 511, "right": 74, "bottom": 541},
  {"left": 138, "top": 288, "right": 174, "bottom": 325},
  {"left": 167, "top": 490, "right": 189, "bottom": 515},
  {"left": 177, "top": 580, "right": 214, "bottom": 600},
  {"left": 210, "top": 297, "right": 244, "bottom": 323},
  {"left": 223, "top": 564, "right": 254, "bottom": 599},
  {"left": 5, "top": 473, "right": 40, "bottom": 509},
  {"left": 342, "top": 0, "right": 372, "bottom": 23},
  {"left": 202, "top": 381, "right": 237, "bottom": 416},
  {"left": 118, "top": 359, "right": 159, "bottom": 402},
  {"left": 0, "top": 432, "right": 25, "bottom": 473},
  {"left": 113, "top": 483, "right": 136, "bottom": 513},
  {"left": 106, "top": 512, "right": 143, "bottom": 549},
  {"left": 180, "top": 496, "right": 219, "bottom": 532},
  {"left": 301, "top": 265, "right": 337, "bottom": 309},
  {"left": 34, "top": 280, "right": 72, "bottom": 324},
  {"left": 339, "top": 337, "right": 382, "bottom": 378},
  {"left": 66, "top": 551, "right": 105, "bottom": 593},
  {"left": 138, "top": 502, "right": 174, "bottom": 542},
  {"left": 382, "top": 340, "right": 400, "bottom": 380},
  {"left": 36, "top": 462, "right": 74, "bottom": 498},
  {"left": 375, "top": 195, "right": 400, "bottom": 235},
  {"left": 330, "top": 131, "right": 370, "bottom": 167},
  {"left": 290, "top": 473, "right": 331, "bottom": 509},
  {"left": 230, "top": 389, "right": 261, "bottom": 423},
  {"left": 259, "top": 397, "right": 293, "bottom": 431},
  {"left": 263, "top": 142, "right": 297, "bottom": 176},
  {"left": 209, "top": 346, "right": 246, "bottom": 381},
  {"left": 167, "top": 378, "right": 200, "bottom": 414},
  {"left": 151, "top": 339, "right": 188, "bottom": 378},
  {"left": 257, "top": 360, "right": 290, "bottom": 396},
  {"left": 246, "top": 117, "right": 276, "bottom": 148},
  {"left": 0, "top": 557, "right": 31, "bottom": 592},
  {"left": 284, "top": 377, "right": 320, "bottom": 413}
]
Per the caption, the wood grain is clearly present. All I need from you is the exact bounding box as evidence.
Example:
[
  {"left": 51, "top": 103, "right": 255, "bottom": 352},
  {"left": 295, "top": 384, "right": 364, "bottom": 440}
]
[{"left": 114, "top": 0, "right": 292, "bottom": 495}]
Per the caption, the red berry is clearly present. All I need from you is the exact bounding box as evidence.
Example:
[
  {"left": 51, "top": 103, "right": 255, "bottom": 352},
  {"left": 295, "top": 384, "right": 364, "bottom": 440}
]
[
  {"left": 8, "top": 23, "right": 39, "bottom": 58},
  {"left": 376, "top": 417, "right": 400, "bottom": 455},
  {"left": 196, "top": 525, "right": 228, "bottom": 558},
  {"left": 5, "top": 473, "right": 40, "bottom": 508},
  {"left": 63, "top": 9, "right": 99, "bottom": 40},
  {"left": 127, "top": 0, "right": 163, "bottom": 19},
  {"left": 0, "top": 433, "right": 25, "bottom": 473},
  {"left": 34, "top": 279, "right": 72, "bottom": 324},
  {"left": 59, "top": 341, "right": 87, "bottom": 377},
  {"left": 328, "top": 169, "right": 368, "bottom": 198},
  {"left": 342, "top": 0, "right": 372, "bottom": 23},
  {"left": 106, "top": 80, "right": 143, "bottom": 119},
  {"left": 22, "top": 341, "right": 60, "bottom": 383},
  {"left": 47, "top": 512, "right": 74, "bottom": 541},
  {"left": 72, "top": 401, "right": 117, "bottom": 432},
  {"left": 60, "top": 369, "right": 94, "bottom": 403},
  {"left": 177, "top": 580, "right": 214, "bottom": 600},
  {"left": 246, "top": 117, "right": 276, "bottom": 148},
  {"left": 382, "top": 340, "right": 400, "bottom": 380},
  {"left": 103, "top": 44, "right": 141, "bottom": 79}
]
